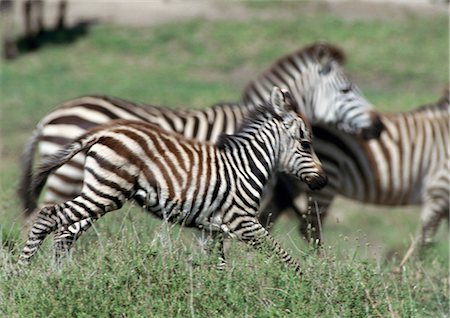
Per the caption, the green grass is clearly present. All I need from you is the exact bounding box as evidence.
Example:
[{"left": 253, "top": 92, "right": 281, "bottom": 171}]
[{"left": 0, "top": 7, "right": 449, "bottom": 317}]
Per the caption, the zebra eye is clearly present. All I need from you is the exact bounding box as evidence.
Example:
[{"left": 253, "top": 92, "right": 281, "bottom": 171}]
[
  {"left": 301, "top": 141, "right": 311, "bottom": 151},
  {"left": 341, "top": 86, "right": 351, "bottom": 94}
]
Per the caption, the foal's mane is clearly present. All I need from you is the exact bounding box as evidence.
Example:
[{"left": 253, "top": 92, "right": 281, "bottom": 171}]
[{"left": 216, "top": 102, "right": 282, "bottom": 148}]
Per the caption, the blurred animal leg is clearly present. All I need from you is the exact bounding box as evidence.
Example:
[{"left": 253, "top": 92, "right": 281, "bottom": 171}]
[
  {"left": 230, "top": 218, "right": 302, "bottom": 274},
  {"left": 53, "top": 218, "right": 94, "bottom": 260},
  {"left": 399, "top": 188, "right": 448, "bottom": 267}
]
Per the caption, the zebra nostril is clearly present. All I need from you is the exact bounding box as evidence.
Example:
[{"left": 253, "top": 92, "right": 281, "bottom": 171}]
[{"left": 304, "top": 173, "right": 328, "bottom": 190}]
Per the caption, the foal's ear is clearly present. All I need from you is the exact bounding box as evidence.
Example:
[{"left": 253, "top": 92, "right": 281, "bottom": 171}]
[
  {"left": 270, "top": 86, "right": 284, "bottom": 111},
  {"left": 271, "top": 86, "right": 295, "bottom": 115}
]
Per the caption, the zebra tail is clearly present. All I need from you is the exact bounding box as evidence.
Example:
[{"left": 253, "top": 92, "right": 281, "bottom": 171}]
[
  {"left": 30, "top": 132, "right": 100, "bottom": 213},
  {"left": 17, "top": 126, "right": 42, "bottom": 216}
]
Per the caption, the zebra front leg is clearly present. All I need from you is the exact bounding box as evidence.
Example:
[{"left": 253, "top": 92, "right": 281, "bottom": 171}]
[
  {"left": 53, "top": 218, "right": 94, "bottom": 260},
  {"left": 399, "top": 196, "right": 448, "bottom": 268},
  {"left": 258, "top": 174, "right": 296, "bottom": 230},
  {"left": 293, "top": 189, "right": 334, "bottom": 248},
  {"left": 230, "top": 219, "right": 302, "bottom": 274},
  {"left": 208, "top": 231, "right": 227, "bottom": 270}
]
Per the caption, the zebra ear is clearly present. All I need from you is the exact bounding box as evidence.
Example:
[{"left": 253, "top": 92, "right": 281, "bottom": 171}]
[
  {"left": 271, "top": 86, "right": 295, "bottom": 115},
  {"left": 319, "top": 62, "right": 332, "bottom": 75},
  {"left": 280, "top": 88, "right": 296, "bottom": 112},
  {"left": 270, "top": 86, "right": 284, "bottom": 111},
  {"left": 314, "top": 43, "right": 334, "bottom": 75}
]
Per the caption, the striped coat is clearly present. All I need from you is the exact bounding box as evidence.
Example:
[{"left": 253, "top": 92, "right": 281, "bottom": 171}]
[
  {"left": 20, "top": 87, "right": 327, "bottom": 271},
  {"left": 18, "top": 42, "right": 381, "bottom": 214},
  {"left": 264, "top": 89, "right": 449, "bottom": 256}
]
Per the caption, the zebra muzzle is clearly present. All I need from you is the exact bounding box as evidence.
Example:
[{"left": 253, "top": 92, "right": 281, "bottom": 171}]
[
  {"left": 304, "top": 173, "right": 328, "bottom": 191},
  {"left": 361, "top": 113, "right": 384, "bottom": 140}
]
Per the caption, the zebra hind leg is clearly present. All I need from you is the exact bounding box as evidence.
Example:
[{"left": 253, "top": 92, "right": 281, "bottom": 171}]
[
  {"left": 19, "top": 204, "right": 62, "bottom": 265},
  {"left": 53, "top": 218, "right": 95, "bottom": 261},
  {"left": 19, "top": 195, "right": 116, "bottom": 265},
  {"left": 197, "top": 228, "right": 228, "bottom": 270},
  {"left": 419, "top": 197, "right": 448, "bottom": 247}
]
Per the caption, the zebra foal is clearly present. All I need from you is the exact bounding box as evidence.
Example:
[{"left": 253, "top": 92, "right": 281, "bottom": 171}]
[{"left": 19, "top": 87, "right": 327, "bottom": 272}]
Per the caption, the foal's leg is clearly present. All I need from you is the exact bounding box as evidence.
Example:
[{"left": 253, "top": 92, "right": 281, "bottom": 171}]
[
  {"left": 53, "top": 218, "right": 95, "bottom": 260},
  {"left": 19, "top": 195, "right": 120, "bottom": 265},
  {"left": 229, "top": 217, "right": 302, "bottom": 274},
  {"left": 262, "top": 175, "right": 334, "bottom": 247}
]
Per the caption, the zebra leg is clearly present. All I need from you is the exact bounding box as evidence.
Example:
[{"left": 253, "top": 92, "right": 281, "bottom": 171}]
[
  {"left": 258, "top": 176, "right": 290, "bottom": 230},
  {"left": 210, "top": 231, "right": 227, "bottom": 270},
  {"left": 197, "top": 225, "right": 228, "bottom": 269},
  {"left": 296, "top": 191, "right": 333, "bottom": 247},
  {"left": 229, "top": 219, "right": 302, "bottom": 274},
  {"left": 399, "top": 188, "right": 449, "bottom": 268},
  {"left": 419, "top": 184, "right": 449, "bottom": 246},
  {"left": 419, "top": 205, "right": 447, "bottom": 248},
  {"left": 19, "top": 195, "right": 119, "bottom": 265},
  {"left": 19, "top": 204, "right": 59, "bottom": 265},
  {"left": 53, "top": 218, "right": 94, "bottom": 260},
  {"left": 260, "top": 174, "right": 334, "bottom": 247}
]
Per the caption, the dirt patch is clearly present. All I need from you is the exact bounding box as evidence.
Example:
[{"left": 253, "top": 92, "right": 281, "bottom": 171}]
[{"left": 8, "top": 1, "right": 448, "bottom": 31}]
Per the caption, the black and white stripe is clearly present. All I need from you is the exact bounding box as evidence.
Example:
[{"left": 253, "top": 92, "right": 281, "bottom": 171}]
[
  {"left": 242, "top": 43, "right": 382, "bottom": 138},
  {"left": 263, "top": 90, "right": 449, "bottom": 255},
  {"left": 19, "top": 87, "right": 327, "bottom": 272}
]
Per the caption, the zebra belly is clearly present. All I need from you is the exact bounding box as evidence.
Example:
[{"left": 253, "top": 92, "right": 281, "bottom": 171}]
[{"left": 133, "top": 188, "right": 223, "bottom": 229}]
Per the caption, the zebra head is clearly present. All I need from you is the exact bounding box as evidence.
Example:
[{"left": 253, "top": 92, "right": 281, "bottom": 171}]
[
  {"left": 271, "top": 87, "right": 328, "bottom": 191},
  {"left": 243, "top": 42, "right": 383, "bottom": 139}
]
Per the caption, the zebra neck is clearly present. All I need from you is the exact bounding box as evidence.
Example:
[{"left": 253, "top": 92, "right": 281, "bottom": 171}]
[
  {"left": 219, "top": 123, "right": 279, "bottom": 189},
  {"left": 243, "top": 66, "right": 324, "bottom": 121},
  {"left": 294, "top": 81, "right": 318, "bottom": 123}
]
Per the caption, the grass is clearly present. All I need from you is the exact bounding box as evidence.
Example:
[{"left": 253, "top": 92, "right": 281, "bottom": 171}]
[{"left": 0, "top": 6, "right": 449, "bottom": 317}]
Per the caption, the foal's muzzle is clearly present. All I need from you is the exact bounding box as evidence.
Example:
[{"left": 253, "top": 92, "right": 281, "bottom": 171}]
[{"left": 304, "top": 173, "right": 328, "bottom": 191}]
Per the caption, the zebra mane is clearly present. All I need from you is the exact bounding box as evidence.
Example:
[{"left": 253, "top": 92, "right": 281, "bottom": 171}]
[
  {"left": 216, "top": 102, "right": 282, "bottom": 148},
  {"left": 438, "top": 86, "right": 449, "bottom": 106},
  {"left": 302, "top": 42, "right": 347, "bottom": 65},
  {"left": 242, "top": 42, "right": 347, "bottom": 97},
  {"left": 414, "top": 88, "right": 450, "bottom": 114},
  {"left": 269, "top": 42, "right": 346, "bottom": 72}
]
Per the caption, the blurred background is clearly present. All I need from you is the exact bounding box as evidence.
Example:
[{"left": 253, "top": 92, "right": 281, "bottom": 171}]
[{"left": 0, "top": 1, "right": 448, "bottom": 315}]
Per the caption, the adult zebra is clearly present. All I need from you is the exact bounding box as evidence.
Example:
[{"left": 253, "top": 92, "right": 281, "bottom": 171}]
[
  {"left": 19, "top": 87, "right": 327, "bottom": 272},
  {"left": 18, "top": 42, "right": 382, "bottom": 254},
  {"left": 263, "top": 88, "right": 449, "bottom": 263}
]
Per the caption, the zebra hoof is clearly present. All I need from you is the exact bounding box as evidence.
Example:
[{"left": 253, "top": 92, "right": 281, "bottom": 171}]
[{"left": 391, "top": 266, "right": 403, "bottom": 275}]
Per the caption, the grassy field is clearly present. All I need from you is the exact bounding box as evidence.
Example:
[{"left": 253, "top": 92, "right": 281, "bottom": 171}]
[{"left": 0, "top": 6, "right": 449, "bottom": 317}]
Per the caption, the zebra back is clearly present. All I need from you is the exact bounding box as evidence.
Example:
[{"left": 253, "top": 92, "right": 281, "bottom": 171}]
[{"left": 18, "top": 96, "right": 246, "bottom": 213}]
